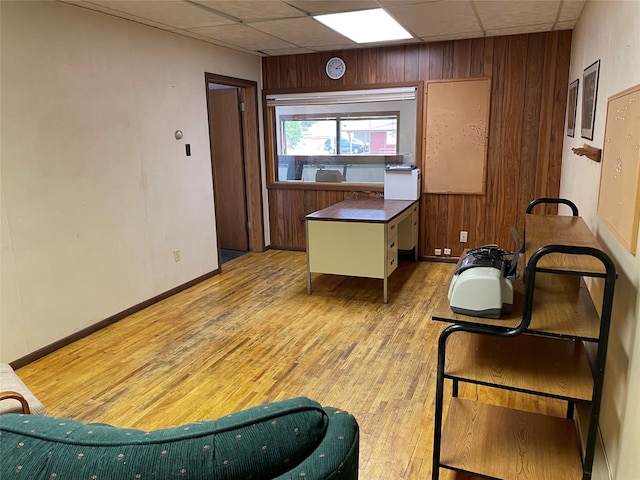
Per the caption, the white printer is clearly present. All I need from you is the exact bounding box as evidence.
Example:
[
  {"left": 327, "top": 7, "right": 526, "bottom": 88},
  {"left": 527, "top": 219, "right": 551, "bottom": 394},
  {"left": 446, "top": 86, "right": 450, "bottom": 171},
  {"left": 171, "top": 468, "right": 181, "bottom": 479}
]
[
  {"left": 448, "top": 229, "right": 520, "bottom": 319},
  {"left": 384, "top": 168, "right": 421, "bottom": 201}
]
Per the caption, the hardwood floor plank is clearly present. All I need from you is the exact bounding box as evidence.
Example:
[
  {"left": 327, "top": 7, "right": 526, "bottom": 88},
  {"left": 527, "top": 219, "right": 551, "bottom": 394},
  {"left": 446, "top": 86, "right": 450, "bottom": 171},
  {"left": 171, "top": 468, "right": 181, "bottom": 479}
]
[{"left": 16, "top": 251, "right": 564, "bottom": 479}]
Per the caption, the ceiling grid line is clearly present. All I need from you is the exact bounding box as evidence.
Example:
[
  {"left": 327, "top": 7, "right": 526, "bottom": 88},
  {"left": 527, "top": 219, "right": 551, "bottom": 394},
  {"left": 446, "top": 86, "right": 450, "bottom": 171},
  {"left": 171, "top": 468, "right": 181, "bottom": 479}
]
[{"left": 470, "top": 0, "right": 488, "bottom": 37}]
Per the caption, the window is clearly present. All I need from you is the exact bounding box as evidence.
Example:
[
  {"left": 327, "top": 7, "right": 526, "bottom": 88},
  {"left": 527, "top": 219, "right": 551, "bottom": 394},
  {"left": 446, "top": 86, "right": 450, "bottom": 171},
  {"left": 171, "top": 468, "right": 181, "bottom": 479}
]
[
  {"left": 281, "top": 115, "right": 397, "bottom": 155},
  {"left": 266, "top": 86, "right": 418, "bottom": 186}
]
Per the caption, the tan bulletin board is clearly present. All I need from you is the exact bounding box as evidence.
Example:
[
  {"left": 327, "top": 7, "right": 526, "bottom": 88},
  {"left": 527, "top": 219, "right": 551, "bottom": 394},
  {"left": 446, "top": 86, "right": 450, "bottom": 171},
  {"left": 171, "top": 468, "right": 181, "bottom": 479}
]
[
  {"left": 424, "top": 78, "right": 491, "bottom": 194},
  {"left": 597, "top": 83, "right": 640, "bottom": 254}
]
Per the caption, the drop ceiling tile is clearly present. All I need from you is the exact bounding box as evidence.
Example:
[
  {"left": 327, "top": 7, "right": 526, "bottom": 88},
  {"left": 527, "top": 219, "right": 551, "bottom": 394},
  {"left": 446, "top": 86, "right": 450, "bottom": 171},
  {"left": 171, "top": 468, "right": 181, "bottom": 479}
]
[
  {"left": 60, "top": 0, "right": 177, "bottom": 29},
  {"left": 171, "top": 28, "right": 220, "bottom": 42},
  {"left": 558, "top": 0, "right": 586, "bottom": 22},
  {"left": 379, "top": 0, "right": 440, "bottom": 5},
  {"left": 85, "top": 0, "right": 234, "bottom": 28},
  {"left": 58, "top": 0, "right": 89, "bottom": 7},
  {"left": 306, "top": 43, "right": 366, "bottom": 51},
  {"left": 172, "top": 29, "right": 260, "bottom": 54},
  {"left": 474, "top": 1, "right": 560, "bottom": 31},
  {"left": 387, "top": 1, "right": 481, "bottom": 38},
  {"left": 554, "top": 20, "right": 576, "bottom": 30},
  {"left": 251, "top": 16, "right": 359, "bottom": 47},
  {"left": 486, "top": 23, "right": 555, "bottom": 37},
  {"left": 189, "top": 23, "right": 296, "bottom": 50},
  {"left": 285, "top": 1, "right": 381, "bottom": 15},
  {"left": 419, "top": 30, "right": 485, "bottom": 43},
  {"left": 260, "top": 46, "right": 316, "bottom": 56},
  {"left": 192, "top": 1, "right": 305, "bottom": 21},
  {"left": 367, "top": 36, "right": 423, "bottom": 45}
]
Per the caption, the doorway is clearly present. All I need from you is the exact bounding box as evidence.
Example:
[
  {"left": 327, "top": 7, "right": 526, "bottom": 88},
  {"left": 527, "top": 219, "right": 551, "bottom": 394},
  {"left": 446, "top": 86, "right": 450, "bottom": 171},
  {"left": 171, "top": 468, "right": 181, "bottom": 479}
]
[
  {"left": 208, "top": 84, "right": 248, "bottom": 254},
  {"left": 205, "top": 73, "right": 264, "bottom": 266}
]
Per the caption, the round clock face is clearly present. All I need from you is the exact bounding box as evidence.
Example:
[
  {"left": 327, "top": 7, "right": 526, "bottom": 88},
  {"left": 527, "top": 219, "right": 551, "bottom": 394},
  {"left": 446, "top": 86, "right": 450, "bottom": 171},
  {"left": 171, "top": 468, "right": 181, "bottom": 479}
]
[{"left": 326, "top": 57, "right": 346, "bottom": 80}]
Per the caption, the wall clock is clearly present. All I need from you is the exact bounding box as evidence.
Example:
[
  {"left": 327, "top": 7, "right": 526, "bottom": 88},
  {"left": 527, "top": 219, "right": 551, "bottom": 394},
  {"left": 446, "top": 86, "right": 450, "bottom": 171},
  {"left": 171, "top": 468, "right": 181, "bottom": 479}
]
[{"left": 326, "top": 57, "right": 346, "bottom": 80}]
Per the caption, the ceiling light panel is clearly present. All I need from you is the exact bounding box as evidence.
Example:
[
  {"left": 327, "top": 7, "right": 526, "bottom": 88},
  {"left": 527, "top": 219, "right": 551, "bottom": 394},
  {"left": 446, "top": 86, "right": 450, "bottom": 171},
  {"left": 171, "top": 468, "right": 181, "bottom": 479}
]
[{"left": 314, "top": 9, "right": 413, "bottom": 44}]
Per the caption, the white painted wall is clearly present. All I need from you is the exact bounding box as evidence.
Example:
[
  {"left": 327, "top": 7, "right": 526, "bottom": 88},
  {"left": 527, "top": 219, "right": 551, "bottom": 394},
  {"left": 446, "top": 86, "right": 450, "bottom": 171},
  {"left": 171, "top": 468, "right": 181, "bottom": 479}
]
[
  {"left": 560, "top": 1, "right": 640, "bottom": 478},
  {"left": 0, "top": 1, "right": 263, "bottom": 362}
]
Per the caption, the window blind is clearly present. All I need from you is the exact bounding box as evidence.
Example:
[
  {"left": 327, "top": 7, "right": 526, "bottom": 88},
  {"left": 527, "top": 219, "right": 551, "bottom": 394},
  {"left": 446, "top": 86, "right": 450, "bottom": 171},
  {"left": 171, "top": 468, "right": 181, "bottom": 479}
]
[{"left": 266, "top": 87, "right": 417, "bottom": 107}]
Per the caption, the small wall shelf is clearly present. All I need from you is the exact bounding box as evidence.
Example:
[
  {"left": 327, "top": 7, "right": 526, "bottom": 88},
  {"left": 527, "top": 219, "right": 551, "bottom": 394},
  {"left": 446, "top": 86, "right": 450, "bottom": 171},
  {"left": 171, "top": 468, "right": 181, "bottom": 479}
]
[{"left": 572, "top": 144, "right": 602, "bottom": 162}]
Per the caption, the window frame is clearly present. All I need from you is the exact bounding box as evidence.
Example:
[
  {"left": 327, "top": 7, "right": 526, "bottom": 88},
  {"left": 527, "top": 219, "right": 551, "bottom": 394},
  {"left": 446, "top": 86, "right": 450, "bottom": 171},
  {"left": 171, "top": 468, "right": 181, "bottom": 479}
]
[{"left": 264, "top": 82, "right": 424, "bottom": 191}]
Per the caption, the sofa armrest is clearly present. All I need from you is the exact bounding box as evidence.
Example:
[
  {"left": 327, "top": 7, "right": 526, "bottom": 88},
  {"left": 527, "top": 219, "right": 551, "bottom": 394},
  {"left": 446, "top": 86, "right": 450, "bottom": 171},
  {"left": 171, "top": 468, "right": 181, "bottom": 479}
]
[
  {"left": 0, "top": 391, "right": 31, "bottom": 414},
  {"left": 0, "top": 363, "right": 46, "bottom": 416},
  {"left": 274, "top": 407, "right": 359, "bottom": 480}
]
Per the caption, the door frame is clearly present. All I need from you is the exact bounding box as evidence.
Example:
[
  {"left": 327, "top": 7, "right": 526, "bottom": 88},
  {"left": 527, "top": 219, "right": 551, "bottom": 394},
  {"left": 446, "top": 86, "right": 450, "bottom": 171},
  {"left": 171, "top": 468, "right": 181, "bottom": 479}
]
[{"left": 205, "top": 73, "right": 265, "bottom": 259}]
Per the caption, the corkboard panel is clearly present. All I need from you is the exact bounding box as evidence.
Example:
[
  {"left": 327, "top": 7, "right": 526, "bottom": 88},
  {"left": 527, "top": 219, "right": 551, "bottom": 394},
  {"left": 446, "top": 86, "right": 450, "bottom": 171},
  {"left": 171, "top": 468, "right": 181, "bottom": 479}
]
[
  {"left": 424, "top": 78, "right": 491, "bottom": 194},
  {"left": 597, "top": 83, "right": 640, "bottom": 254}
]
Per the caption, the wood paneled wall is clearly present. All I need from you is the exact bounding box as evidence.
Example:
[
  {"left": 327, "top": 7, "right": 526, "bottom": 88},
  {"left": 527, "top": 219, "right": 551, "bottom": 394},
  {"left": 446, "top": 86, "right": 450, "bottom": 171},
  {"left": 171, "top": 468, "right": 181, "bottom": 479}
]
[{"left": 263, "top": 31, "right": 571, "bottom": 256}]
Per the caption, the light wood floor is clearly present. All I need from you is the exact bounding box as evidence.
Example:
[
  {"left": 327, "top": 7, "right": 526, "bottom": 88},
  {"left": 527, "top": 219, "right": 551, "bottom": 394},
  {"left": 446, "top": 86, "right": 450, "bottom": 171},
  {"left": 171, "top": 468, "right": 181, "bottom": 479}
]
[{"left": 16, "top": 250, "right": 565, "bottom": 479}]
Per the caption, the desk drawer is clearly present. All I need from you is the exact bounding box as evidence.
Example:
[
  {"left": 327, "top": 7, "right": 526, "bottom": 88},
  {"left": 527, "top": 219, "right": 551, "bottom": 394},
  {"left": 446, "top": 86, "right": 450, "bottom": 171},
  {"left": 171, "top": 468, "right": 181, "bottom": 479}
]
[
  {"left": 387, "top": 236, "right": 398, "bottom": 275},
  {"left": 398, "top": 203, "right": 419, "bottom": 250},
  {"left": 388, "top": 217, "right": 402, "bottom": 239},
  {"left": 388, "top": 207, "right": 409, "bottom": 237},
  {"left": 410, "top": 205, "right": 419, "bottom": 244}
]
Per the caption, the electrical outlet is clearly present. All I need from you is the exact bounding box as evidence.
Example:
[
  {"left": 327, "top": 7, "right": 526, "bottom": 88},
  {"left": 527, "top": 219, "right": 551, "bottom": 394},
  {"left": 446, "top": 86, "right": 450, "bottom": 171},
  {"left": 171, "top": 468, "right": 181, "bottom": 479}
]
[
  {"left": 460, "top": 231, "right": 468, "bottom": 243},
  {"left": 444, "top": 248, "right": 452, "bottom": 256},
  {"left": 173, "top": 249, "right": 181, "bottom": 262},
  {"left": 434, "top": 248, "right": 442, "bottom": 256}
]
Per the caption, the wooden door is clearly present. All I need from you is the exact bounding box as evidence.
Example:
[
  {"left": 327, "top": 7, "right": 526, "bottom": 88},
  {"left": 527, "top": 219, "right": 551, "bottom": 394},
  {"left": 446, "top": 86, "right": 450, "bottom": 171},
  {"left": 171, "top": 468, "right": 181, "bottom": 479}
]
[{"left": 208, "top": 85, "right": 249, "bottom": 251}]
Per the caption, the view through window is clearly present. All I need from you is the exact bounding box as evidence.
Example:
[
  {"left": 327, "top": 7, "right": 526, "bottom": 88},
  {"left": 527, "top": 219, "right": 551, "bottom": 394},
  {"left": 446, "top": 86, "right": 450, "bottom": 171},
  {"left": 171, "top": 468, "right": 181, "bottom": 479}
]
[
  {"left": 282, "top": 115, "right": 397, "bottom": 155},
  {"left": 266, "top": 87, "right": 417, "bottom": 185}
]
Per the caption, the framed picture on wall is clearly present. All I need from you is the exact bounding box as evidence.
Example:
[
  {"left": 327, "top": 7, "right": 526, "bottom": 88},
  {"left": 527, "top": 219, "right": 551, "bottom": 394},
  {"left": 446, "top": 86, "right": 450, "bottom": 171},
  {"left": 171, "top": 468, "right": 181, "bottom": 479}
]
[
  {"left": 581, "top": 60, "right": 600, "bottom": 140},
  {"left": 567, "top": 79, "right": 579, "bottom": 137}
]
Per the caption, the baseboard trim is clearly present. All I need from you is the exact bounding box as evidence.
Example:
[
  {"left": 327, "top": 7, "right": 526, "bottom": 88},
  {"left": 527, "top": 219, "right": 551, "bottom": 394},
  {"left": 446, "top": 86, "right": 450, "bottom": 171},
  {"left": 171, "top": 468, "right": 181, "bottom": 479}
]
[
  {"left": 268, "top": 245, "right": 305, "bottom": 252},
  {"left": 10, "top": 268, "right": 220, "bottom": 370},
  {"left": 422, "top": 255, "right": 459, "bottom": 263},
  {"left": 599, "top": 428, "right": 613, "bottom": 480}
]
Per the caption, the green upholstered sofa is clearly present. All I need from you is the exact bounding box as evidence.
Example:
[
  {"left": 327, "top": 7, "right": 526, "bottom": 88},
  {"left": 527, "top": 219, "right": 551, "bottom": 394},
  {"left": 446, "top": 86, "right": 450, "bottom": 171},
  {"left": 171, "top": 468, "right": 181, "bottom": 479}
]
[{"left": 0, "top": 396, "right": 358, "bottom": 479}]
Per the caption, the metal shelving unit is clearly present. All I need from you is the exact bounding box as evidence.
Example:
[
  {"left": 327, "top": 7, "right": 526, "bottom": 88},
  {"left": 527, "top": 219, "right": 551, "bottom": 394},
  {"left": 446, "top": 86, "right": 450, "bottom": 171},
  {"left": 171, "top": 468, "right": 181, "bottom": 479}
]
[{"left": 431, "top": 198, "right": 617, "bottom": 480}]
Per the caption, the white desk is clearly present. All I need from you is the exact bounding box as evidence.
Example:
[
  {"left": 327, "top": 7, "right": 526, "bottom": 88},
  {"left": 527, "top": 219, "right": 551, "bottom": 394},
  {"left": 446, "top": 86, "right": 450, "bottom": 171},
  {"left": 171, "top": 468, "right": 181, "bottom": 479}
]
[{"left": 305, "top": 198, "right": 419, "bottom": 303}]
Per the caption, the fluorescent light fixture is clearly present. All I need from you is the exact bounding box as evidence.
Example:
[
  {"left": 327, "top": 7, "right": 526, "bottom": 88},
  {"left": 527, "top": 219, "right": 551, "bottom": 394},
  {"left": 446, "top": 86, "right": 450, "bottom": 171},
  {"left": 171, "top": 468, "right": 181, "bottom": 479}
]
[{"left": 314, "top": 8, "right": 412, "bottom": 44}]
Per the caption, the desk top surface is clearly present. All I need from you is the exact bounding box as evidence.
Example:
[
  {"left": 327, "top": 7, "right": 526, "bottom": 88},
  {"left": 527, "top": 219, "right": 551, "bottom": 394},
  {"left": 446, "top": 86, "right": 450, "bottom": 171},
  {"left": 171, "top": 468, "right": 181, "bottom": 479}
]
[{"left": 305, "top": 198, "right": 416, "bottom": 223}]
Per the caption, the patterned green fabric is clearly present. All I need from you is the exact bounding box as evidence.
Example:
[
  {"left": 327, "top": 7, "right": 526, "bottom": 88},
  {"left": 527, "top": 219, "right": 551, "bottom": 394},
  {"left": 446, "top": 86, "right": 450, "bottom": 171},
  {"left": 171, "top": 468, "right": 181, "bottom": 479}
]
[{"left": 0, "top": 397, "right": 359, "bottom": 479}]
